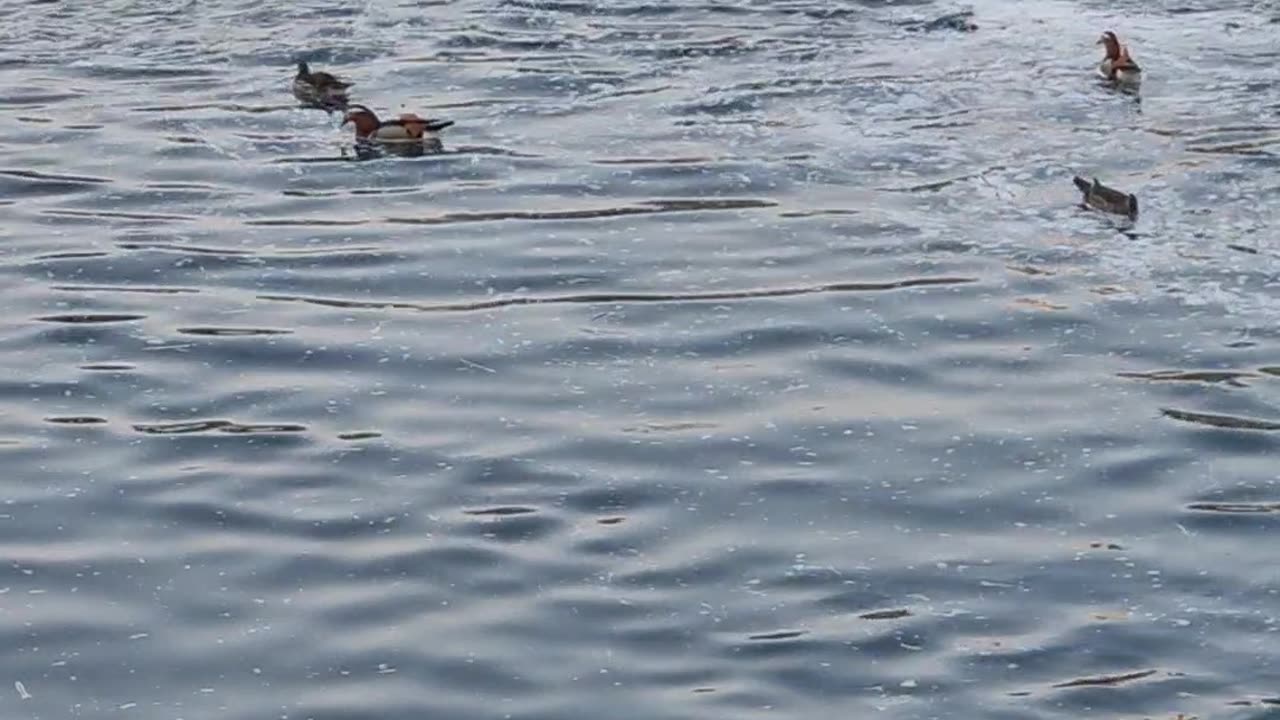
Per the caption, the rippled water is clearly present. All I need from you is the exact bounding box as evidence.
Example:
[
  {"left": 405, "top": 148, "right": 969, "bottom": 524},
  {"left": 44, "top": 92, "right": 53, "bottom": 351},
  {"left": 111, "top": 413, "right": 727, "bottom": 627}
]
[{"left": 3, "top": 0, "right": 1279, "bottom": 717}]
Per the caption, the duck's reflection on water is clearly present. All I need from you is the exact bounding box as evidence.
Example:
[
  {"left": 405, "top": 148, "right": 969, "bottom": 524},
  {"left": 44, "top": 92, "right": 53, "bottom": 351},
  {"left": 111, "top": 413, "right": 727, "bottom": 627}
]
[
  {"left": 271, "top": 140, "right": 456, "bottom": 165},
  {"left": 344, "top": 138, "right": 445, "bottom": 160}
]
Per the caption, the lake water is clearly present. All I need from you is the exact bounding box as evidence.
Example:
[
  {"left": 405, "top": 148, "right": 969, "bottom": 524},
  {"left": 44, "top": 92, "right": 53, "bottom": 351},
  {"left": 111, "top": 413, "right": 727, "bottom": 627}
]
[{"left": 2, "top": 0, "right": 1279, "bottom": 718}]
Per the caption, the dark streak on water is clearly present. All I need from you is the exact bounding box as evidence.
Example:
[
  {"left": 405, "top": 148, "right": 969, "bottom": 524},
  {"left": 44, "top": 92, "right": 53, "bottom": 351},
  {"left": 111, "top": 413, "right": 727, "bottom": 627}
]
[
  {"left": 131, "top": 420, "right": 309, "bottom": 435},
  {"left": 1051, "top": 669, "right": 1160, "bottom": 689},
  {"left": 176, "top": 327, "right": 293, "bottom": 336},
  {"left": 244, "top": 198, "right": 780, "bottom": 227},
  {"left": 44, "top": 416, "right": 109, "bottom": 425},
  {"left": 2, "top": 0, "right": 1279, "bottom": 719},
  {"left": 1187, "top": 502, "right": 1280, "bottom": 514},
  {"left": 35, "top": 314, "right": 147, "bottom": 324},
  {"left": 53, "top": 285, "right": 201, "bottom": 295},
  {"left": 259, "top": 276, "right": 976, "bottom": 314},
  {"left": 747, "top": 630, "right": 808, "bottom": 642},
  {"left": 79, "top": 363, "right": 137, "bottom": 371},
  {"left": 336, "top": 430, "right": 382, "bottom": 441},
  {"left": 1162, "top": 407, "right": 1280, "bottom": 431},
  {"left": 858, "top": 608, "right": 913, "bottom": 621}
]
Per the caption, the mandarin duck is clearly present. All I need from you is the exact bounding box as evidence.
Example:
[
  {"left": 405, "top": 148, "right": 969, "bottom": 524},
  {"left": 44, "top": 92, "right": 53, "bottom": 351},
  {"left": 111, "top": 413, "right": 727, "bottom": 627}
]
[
  {"left": 1096, "top": 31, "right": 1142, "bottom": 87},
  {"left": 1073, "top": 175, "right": 1138, "bottom": 219},
  {"left": 293, "top": 61, "right": 353, "bottom": 109},
  {"left": 341, "top": 104, "right": 454, "bottom": 144}
]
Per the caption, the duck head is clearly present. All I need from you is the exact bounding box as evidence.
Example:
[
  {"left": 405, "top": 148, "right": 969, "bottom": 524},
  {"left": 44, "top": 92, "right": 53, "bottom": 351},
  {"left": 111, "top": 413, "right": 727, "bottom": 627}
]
[
  {"left": 341, "top": 104, "right": 381, "bottom": 138},
  {"left": 1096, "top": 31, "right": 1122, "bottom": 60}
]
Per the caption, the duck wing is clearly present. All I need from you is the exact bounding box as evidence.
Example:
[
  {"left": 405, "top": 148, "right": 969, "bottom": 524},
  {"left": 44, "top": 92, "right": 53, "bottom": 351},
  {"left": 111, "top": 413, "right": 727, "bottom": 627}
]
[
  {"left": 370, "top": 118, "right": 450, "bottom": 141},
  {"left": 1113, "top": 57, "right": 1140, "bottom": 72},
  {"left": 395, "top": 114, "right": 455, "bottom": 134},
  {"left": 309, "top": 71, "right": 353, "bottom": 89},
  {"left": 1090, "top": 180, "right": 1133, "bottom": 205}
]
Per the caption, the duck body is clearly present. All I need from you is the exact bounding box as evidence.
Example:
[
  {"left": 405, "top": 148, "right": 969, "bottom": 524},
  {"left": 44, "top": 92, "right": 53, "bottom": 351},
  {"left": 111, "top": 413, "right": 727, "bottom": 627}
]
[
  {"left": 1073, "top": 175, "right": 1138, "bottom": 219},
  {"left": 342, "top": 104, "right": 454, "bottom": 145},
  {"left": 293, "top": 61, "right": 352, "bottom": 109},
  {"left": 1110, "top": 52, "right": 1142, "bottom": 87},
  {"left": 1096, "top": 31, "right": 1142, "bottom": 87},
  {"left": 903, "top": 10, "right": 977, "bottom": 33}
]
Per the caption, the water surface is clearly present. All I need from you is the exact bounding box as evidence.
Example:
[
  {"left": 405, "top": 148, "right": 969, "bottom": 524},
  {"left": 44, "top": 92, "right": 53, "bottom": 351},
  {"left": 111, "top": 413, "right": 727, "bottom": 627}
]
[{"left": 2, "top": 0, "right": 1279, "bottom": 718}]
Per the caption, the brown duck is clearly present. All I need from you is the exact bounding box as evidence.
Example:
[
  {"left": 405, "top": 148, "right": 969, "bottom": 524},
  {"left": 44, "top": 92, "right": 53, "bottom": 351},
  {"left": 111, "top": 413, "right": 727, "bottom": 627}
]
[
  {"left": 341, "top": 104, "right": 454, "bottom": 143},
  {"left": 1073, "top": 176, "right": 1138, "bottom": 219},
  {"left": 1096, "top": 31, "right": 1142, "bottom": 87},
  {"left": 293, "top": 61, "right": 352, "bottom": 109}
]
